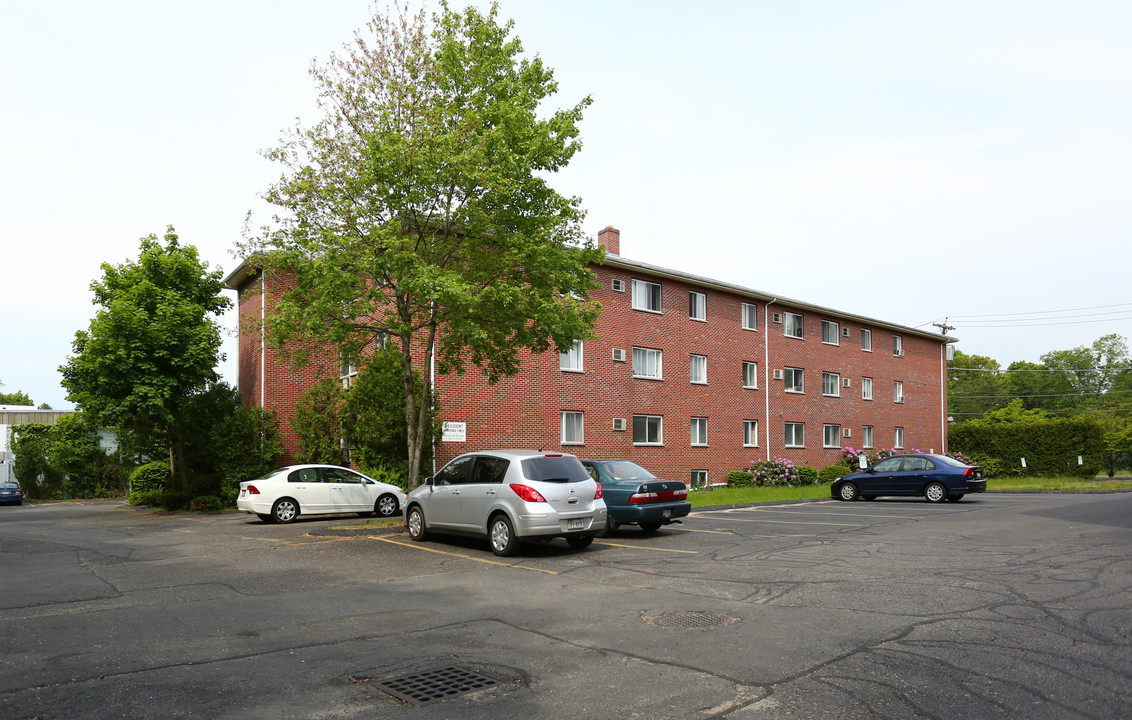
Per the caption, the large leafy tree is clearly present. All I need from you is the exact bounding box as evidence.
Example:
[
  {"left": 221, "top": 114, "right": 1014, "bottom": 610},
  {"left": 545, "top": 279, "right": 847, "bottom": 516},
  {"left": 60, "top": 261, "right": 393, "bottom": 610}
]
[
  {"left": 244, "top": 2, "right": 602, "bottom": 488},
  {"left": 60, "top": 228, "right": 232, "bottom": 491},
  {"left": 946, "top": 350, "right": 1004, "bottom": 422},
  {"left": 1040, "top": 333, "right": 1130, "bottom": 411}
]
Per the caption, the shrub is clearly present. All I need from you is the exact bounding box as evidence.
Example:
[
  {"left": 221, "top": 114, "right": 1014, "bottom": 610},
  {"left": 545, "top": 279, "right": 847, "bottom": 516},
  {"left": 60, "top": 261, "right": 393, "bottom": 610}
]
[
  {"left": 726, "top": 471, "right": 754, "bottom": 487},
  {"left": 796, "top": 466, "right": 818, "bottom": 486},
  {"left": 357, "top": 462, "right": 409, "bottom": 491},
  {"left": 130, "top": 462, "right": 171, "bottom": 493},
  {"left": 819, "top": 464, "right": 851, "bottom": 484},
  {"left": 749, "top": 458, "right": 801, "bottom": 487},
  {"left": 189, "top": 495, "right": 223, "bottom": 512}
]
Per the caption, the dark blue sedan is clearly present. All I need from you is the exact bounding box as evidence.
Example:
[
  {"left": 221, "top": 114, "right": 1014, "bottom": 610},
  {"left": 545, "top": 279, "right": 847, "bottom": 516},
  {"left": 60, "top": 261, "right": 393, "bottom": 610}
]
[
  {"left": 0, "top": 482, "right": 24, "bottom": 506},
  {"left": 581, "top": 460, "right": 691, "bottom": 532},
  {"left": 831, "top": 453, "right": 986, "bottom": 503}
]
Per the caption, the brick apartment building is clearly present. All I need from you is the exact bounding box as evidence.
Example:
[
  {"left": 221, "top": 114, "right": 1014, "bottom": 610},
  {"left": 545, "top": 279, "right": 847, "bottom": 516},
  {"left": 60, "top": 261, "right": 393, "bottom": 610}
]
[{"left": 225, "top": 226, "right": 952, "bottom": 484}]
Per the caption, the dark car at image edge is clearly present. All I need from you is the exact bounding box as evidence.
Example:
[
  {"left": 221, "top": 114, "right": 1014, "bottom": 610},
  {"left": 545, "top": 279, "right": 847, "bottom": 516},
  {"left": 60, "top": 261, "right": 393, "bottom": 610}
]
[{"left": 831, "top": 453, "right": 986, "bottom": 503}]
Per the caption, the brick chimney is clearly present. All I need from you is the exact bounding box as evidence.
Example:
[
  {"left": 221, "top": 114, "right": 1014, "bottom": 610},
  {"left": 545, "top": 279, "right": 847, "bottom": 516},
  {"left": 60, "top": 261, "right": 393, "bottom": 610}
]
[{"left": 597, "top": 225, "right": 620, "bottom": 255}]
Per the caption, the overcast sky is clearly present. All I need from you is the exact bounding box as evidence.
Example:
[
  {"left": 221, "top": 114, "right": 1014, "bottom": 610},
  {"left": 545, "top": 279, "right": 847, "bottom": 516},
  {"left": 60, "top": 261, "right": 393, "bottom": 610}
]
[{"left": 4, "top": 0, "right": 1131, "bottom": 410}]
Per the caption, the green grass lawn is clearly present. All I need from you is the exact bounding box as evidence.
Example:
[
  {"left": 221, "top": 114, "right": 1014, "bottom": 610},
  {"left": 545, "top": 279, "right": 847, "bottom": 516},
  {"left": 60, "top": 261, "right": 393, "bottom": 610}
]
[{"left": 690, "top": 477, "right": 1132, "bottom": 508}]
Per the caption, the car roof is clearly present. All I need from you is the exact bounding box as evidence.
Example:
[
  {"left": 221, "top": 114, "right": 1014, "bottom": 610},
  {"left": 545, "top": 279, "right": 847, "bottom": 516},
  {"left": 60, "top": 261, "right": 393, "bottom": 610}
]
[{"left": 455, "top": 450, "right": 579, "bottom": 461}]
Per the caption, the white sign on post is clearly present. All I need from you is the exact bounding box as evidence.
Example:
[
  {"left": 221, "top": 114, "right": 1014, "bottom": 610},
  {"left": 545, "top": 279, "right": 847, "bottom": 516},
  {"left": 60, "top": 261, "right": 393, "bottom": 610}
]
[{"left": 441, "top": 421, "right": 466, "bottom": 442}]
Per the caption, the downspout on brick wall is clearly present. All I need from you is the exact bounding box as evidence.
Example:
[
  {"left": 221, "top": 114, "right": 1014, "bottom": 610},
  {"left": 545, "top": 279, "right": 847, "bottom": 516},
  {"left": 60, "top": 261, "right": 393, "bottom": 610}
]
[{"left": 764, "top": 298, "right": 776, "bottom": 461}]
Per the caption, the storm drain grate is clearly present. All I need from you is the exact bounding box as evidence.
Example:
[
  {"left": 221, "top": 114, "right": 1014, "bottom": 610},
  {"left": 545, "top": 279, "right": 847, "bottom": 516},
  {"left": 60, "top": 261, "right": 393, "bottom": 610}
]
[
  {"left": 645, "top": 611, "right": 736, "bottom": 629},
  {"left": 375, "top": 666, "right": 501, "bottom": 705}
]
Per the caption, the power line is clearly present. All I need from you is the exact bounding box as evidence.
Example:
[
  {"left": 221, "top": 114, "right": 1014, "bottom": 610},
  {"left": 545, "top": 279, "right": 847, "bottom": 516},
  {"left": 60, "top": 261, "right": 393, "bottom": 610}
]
[{"left": 941, "top": 302, "right": 1132, "bottom": 320}]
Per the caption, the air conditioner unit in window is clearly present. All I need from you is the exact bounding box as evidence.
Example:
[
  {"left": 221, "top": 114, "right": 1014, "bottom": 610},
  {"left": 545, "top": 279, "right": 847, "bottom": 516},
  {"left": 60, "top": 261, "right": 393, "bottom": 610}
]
[
  {"left": 612, "top": 418, "right": 627, "bottom": 431},
  {"left": 896, "top": 395, "right": 905, "bottom": 403},
  {"left": 773, "top": 369, "right": 783, "bottom": 380},
  {"left": 843, "top": 378, "right": 851, "bottom": 388},
  {"left": 611, "top": 278, "right": 625, "bottom": 292},
  {"left": 843, "top": 427, "right": 852, "bottom": 438},
  {"left": 842, "top": 327, "right": 851, "bottom": 338},
  {"left": 895, "top": 350, "right": 905, "bottom": 357},
  {"left": 612, "top": 348, "right": 626, "bottom": 362},
  {"left": 772, "top": 312, "right": 782, "bottom": 324}
]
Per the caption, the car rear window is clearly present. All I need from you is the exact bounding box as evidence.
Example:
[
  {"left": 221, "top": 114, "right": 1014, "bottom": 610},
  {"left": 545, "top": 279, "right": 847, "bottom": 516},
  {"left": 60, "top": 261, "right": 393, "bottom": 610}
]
[
  {"left": 600, "top": 461, "right": 657, "bottom": 482},
  {"left": 521, "top": 456, "right": 590, "bottom": 483}
]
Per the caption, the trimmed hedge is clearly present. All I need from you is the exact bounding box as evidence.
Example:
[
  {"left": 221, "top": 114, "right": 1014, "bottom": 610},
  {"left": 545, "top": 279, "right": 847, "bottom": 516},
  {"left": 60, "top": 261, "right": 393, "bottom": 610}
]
[
  {"left": 949, "top": 416, "right": 1104, "bottom": 478},
  {"left": 819, "top": 464, "right": 851, "bottom": 484},
  {"left": 130, "top": 461, "right": 171, "bottom": 493}
]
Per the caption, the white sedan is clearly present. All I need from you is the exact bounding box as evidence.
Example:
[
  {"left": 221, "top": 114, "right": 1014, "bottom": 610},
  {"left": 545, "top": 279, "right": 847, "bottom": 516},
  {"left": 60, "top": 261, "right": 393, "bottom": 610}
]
[{"left": 237, "top": 465, "right": 407, "bottom": 524}]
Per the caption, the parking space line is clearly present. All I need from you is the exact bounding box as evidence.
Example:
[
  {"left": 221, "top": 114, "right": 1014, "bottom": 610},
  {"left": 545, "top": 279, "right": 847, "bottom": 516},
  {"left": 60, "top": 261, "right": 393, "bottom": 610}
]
[
  {"left": 594, "top": 541, "right": 697, "bottom": 553},
  {"left": 680, "top": 528, "right": 735, "bottom": 535},
  {"left": 749, "top": 508, "right": 925, "bottom": 519},
  {"left": 373, "top": 536, "right": 559, "bottom": 575},
  {"left": 700, "top": 515, "right": 866, "bottom": 527}
]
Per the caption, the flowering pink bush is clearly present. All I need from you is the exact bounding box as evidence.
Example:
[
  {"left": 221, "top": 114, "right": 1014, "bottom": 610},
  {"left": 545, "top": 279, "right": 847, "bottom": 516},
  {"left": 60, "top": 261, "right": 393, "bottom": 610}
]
[{"left": 747, "top": 457, "right": 801, "bottom": 487}]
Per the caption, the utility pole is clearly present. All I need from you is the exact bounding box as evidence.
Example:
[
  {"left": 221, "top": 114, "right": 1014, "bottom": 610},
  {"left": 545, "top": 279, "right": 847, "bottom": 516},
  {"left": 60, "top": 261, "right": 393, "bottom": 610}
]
[{"left": 933, "top": 317, "right": 955, "bottom": 335}]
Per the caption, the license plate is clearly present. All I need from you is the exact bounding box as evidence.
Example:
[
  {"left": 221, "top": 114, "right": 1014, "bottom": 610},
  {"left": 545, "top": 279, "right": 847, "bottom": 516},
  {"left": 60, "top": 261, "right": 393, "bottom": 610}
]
[
  {"left": 663, "top": 509, "right": 672, "bottom": 518},
  {"left": 568, "top": 518, "right": 585, "bottom": 530}
]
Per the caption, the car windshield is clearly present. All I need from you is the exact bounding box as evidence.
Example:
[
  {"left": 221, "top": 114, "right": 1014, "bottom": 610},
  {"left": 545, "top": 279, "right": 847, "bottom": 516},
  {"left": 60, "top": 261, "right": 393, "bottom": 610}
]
[
  {"left": 521, "top": 456, "right": 590, "bottom": 483},
  {"left": 599, "top": 461, "right": 657, "bottom": 482}
]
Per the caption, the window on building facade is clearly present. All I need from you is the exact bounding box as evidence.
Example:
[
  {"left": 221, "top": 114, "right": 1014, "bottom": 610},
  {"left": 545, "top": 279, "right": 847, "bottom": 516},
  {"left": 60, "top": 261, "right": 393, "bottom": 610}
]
[
  {"left": 689, "top": 291, "right": 706, "bottom": 321},
  {"left": 742, "top": 302, "right": 758, "bottom": 331},
  {"left": 340, "top": 352, "right": 358, "bottom": 389},
  {"left": 822, "top": 320, "right": 840, "bottom": 345},
  {"left": 894, "top": 426, "right": 904, "bottom": 449},
  {"left": 690, "top": 470, "right": 708, "bottom": 488},
  {"left": 861, "top": 328, "right": 872, "bottom": 351},
  {"left": 893, "top": 334, "right": 904, "bottom": 356},
  {"left": 784, "top": 421, "right": 805, "bottom": 448},
  {"left": 784, "top": 367, "right": 804, "bottom": 393},
  {"left": 632, "top": 347, "right": 663, "bottom": 379},
  {"left": 633, "top": 414, "right": 663, "bottom": 445},
  {"left": 823, "top": 424, "right": 841, "bottom": 448},
  {"left": 690, "top": 417, "right": 708, "bottom": 446},
  {"left": 862, "top": 425, "right": 874, "bottom": 448},
  {"left": 894, "top": 380, "right": 904, "bottom": 403},
  {"left": 559, "top": 340, "right": 583, "bottom": 372},
  {"left": 862, "top": 377, "right": 873, "bottom": 400},
  {"left": 822, "top": 371, "right": 840, "bottom": 397},
  {"left": 561, "top": 411, "right": 583, "bottom": 444},
  {"left": 742, "top": 361, "right": 758, "bottom": 389},
  {"left": 689, "top": 354, "right": 707, "bottom": 384},
  {"left": 785, "top": 312, "right": 803, "bottom": 339},
  {"left": 632, "top": 279, "right": 662, "bottom": 313},
  {"left": 743, "top": 420, "right": 759, "bottom": 447}
]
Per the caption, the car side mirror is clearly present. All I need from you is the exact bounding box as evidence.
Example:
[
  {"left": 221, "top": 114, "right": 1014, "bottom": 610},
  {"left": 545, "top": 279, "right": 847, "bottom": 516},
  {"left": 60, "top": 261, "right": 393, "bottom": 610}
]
[{"left": 425, "top": 476, "right": 434, "bottom": 488}]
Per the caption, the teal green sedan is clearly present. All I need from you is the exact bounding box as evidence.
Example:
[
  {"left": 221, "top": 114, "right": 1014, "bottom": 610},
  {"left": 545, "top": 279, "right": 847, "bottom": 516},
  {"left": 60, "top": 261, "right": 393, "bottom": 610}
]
[{"left": 580, "top": 460, "right": 690, "bottom": 533}]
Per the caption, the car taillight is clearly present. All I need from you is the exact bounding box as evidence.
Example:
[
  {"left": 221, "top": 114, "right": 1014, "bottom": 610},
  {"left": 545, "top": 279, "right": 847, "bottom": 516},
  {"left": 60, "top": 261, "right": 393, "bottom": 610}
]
[
  {"left": 628, "top": 487, "right": 687, "bottom": 503},
  {"left": 962, "top": 468, "right": 975, "bottom": 477},
  {"left": 245, "top": 485, "right": 261, "bottom": 495},
  {"left": 509, "top": 484, "right": 547, "bottom": 503},
  {"left": 594, "top": 483, "right": 603, "bottom": 500}
]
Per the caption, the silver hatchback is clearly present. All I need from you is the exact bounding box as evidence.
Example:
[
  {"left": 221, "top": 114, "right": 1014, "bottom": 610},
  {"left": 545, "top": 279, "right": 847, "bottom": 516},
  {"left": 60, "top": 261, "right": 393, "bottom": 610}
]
[{"left": 405, "top": 450, "right": 607, "bottom": 556}]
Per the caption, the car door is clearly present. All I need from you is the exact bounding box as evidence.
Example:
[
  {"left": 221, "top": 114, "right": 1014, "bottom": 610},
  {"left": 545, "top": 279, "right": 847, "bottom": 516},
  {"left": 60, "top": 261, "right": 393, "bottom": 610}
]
[
  {"left": 427, "top": 456, "right": 474, "bottom": 528},
  {"left": 893, "top": 456, "right": 929, "bottom": 495},
  {"left": 324, "top": 467, "right": 372, "bottom": 512},
  {"left": 863, "top": 457, "right": 903, "bottom": 494},
  {"left": 286, "top": 467, "right": 331, "bottom": 513},
  {"left": 460, "top": 455, "right": 510, "bottom": 530}
]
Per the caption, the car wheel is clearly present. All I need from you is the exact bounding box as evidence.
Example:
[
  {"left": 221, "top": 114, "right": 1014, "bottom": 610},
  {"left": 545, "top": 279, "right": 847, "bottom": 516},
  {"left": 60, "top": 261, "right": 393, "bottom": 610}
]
[
  {"left": 861, "top": 495, "right": 877, "bottom": 501},
  {"left": 489, "top": 514, "right": 519, "bottom": 557},
  {"left": 925, "top": 482, "right": 948, "bottom": 503},
  {"left": 375, "top": 493, "right": 400, "bottom": 517},
  {"left": 566, "top": 535, "right": 594, "bottom": 550},
  {"left": 271, "top": 498, "right": 299, "bottom": 524},
  {"left": 639, "top": 521, "right": 662, "bottom": 533},
  {"left": 838, "top": 482, "right": 859, "bottom": 501},
  {"left": 406, "top": 506, "right": 428, "bottom": 541},
  {"left": 947, "top": 494, "right": 965, "bottom": 502}
]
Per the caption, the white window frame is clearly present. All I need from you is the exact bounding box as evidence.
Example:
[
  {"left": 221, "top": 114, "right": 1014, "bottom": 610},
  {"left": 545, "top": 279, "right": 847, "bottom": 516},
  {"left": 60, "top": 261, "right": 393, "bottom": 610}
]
[
  {"left": 894, "top": 426, "right": 905, "bottom": 449},
  {"left": 784, "top": 312, "right": 803, "bottom": 339},
  {"left": 862, "top": 377, "right": 874, "bottom": 401},
  {"left": 632, "top": 347, "right": 663, "bottom": 379},
  {"left": 743, "top": 420, "right": 759, "bottom": 447},
  {"left": 561, "top": 411, "right": 584, "bottom": 445},
  {"left": 822, "top": 320, "right": 840, "bottom": 345},
  {"left": 822, "top": 371, "right": 841, "bottom": 397},
  {"left": 784, "top": 422, "right": 805, "bottom": 448},
  {"left": 742, "top": 361, "right": 758, "bottom": 389},
  {"left": 559, "top": 340, "right": 583, "bottom": 372},
  {"left": 340, "top": 352, "right": 358, "bottom": 389},
  {"left": 861, "top": 328, "right": 872, "bottom": 352},
  {"left": 690, "top": 470, "right": 708, "bottom": 488},
  {"left": 862, "top": 425, "right": 874, "bottom": 449},
  {"left": 894, "top": 380, "right": 904, "bottom": 403},
  {"left": 893, "top": 334, "right": 904, "bottom": 356},
  {"left": 632, "top": 279, "right": 662, "bottom": 313},
  {"left": 689, "top": 354, "right": 707, "bottom": 384},
  {"left": 689, "top": 291, "right": 706, "bottom": 321},
  {"left": 823, "top": 424, "right": 842, "bottom": 448},
  {"left": 741, "top": 302, "right": 758, "bottom": 331},
  {"left": 690, "top": 417, "right": 708, "bottom": 446},
  {"left": 633, "top": 414, "right": 663, "bottom": 445},
  {"left": 784, "top": 367, "right": 804, "bottom": 393}
]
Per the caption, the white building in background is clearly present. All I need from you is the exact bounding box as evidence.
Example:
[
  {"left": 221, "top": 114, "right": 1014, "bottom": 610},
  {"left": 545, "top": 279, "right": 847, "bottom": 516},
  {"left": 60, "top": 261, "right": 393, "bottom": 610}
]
[{"left": 0, "top": 406, "right": 73, "bottom": 485}]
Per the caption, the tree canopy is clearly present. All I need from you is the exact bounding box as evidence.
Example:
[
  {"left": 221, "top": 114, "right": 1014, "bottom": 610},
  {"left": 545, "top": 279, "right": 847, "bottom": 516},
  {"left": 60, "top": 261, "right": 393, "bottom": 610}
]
[{"left": 243, "top": 2, "right": 602, "bottom": 487}]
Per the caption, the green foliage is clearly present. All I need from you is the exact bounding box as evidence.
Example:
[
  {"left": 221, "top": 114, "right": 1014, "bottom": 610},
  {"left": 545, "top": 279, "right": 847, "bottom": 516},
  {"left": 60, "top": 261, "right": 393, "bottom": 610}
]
[
  {"left": 60, "top": 227, "right": 232, "bottom": 491},
  {"left": 726, "top": 471, "right": 753, "bottom": 487},
  {"left": 130, "top": 461, "right": 172, "bottom": 493},
  {"left": 819, "top": 464, "right": 852, "bottom": 484},
  {"left": 0, "top": 389, "right": 33, "bottom": 405},
  {"left": 244, "top": 3, "right": 601, "bottom": 488},
  {"left": 950, "top": 415, "right": 1105, "bottom": 477},
  {"left": 747, "top": 458, "right": 802, "bottom": 487},
  {"left": 189, "top": 496, "right": 223, "bottom": 512},
  {"left": 796, "top": 466, "right": 818, "bottom": 485},
  {"left": 293, "top": 377, "right": 347, "bottom": 465},
  {"left": 10, "top": 424, "right": 63, "bottom": 499},
  {"left": 356, "top": 462, "right": 409, "bottom": 491},
  {"left": 128, "top": 490, "right": 188, "bottom": 510}
]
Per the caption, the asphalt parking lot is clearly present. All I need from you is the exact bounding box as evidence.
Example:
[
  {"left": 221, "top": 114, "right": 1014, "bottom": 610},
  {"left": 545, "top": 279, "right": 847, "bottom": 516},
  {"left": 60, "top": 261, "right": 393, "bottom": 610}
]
[{"left": 1, "top": 492, "right": 1130, "bottom": 719}]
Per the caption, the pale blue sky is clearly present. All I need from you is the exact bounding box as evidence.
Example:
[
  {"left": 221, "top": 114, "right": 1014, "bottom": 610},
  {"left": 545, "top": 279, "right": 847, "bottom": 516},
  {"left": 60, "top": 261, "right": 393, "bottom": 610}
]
[{"left": 3, "top": 1, "right": 1131, "bottom": 409}]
